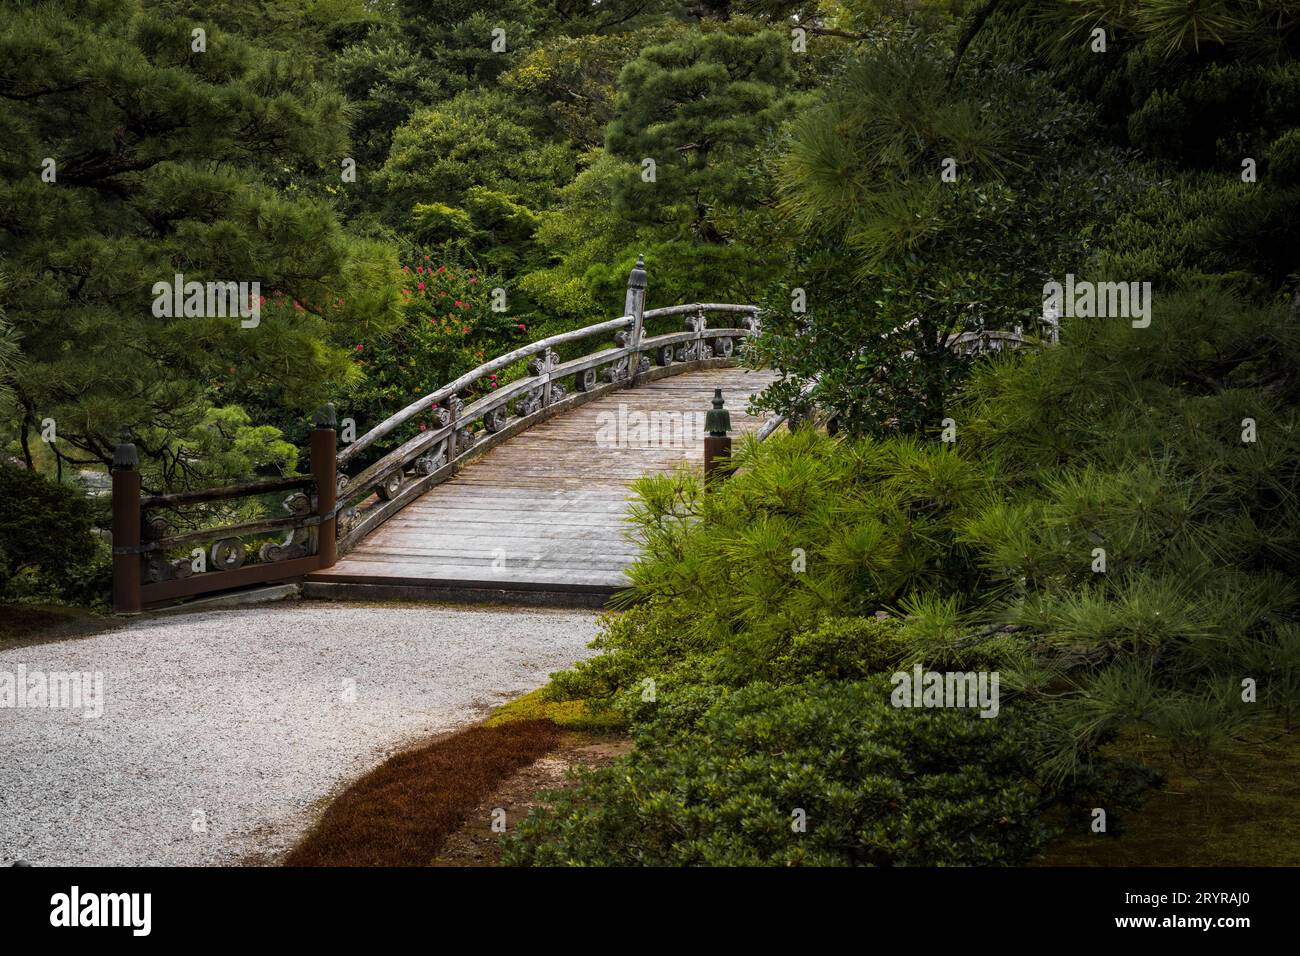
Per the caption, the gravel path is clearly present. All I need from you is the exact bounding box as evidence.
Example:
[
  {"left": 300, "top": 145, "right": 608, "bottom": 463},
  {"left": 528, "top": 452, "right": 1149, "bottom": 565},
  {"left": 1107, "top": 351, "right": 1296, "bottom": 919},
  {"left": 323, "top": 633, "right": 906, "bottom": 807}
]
[{"left": 0, "top": 601, "right": 599, "bottom": 866}]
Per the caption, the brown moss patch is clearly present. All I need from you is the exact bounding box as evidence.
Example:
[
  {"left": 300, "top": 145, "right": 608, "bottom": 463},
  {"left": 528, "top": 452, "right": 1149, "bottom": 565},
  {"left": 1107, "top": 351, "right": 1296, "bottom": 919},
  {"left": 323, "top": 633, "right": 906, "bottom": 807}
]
[
  {"left": 432, "top": 733, "right": 633, "bottom": 866},
  {"left": 285, "top": 719, "right": 562, "bottom": 867}
]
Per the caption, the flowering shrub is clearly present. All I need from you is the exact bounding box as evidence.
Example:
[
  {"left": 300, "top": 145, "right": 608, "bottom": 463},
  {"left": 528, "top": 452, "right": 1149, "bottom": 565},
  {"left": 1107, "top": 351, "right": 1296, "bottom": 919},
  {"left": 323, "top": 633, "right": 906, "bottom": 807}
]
[{"left": 344, "top": 257, "right": 525, "bottom": 448}]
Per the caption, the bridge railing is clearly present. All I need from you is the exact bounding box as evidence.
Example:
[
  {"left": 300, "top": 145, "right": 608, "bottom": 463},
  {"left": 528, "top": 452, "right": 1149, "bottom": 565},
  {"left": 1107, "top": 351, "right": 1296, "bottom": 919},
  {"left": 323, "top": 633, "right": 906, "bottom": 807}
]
[
  {"left": 109, "top": 415, "right": 340, "bottom": 614},
  {"left": 109, "top": 255, "right": 760, "bottom": 612},
  {"left": 331, "top": 260, "right": 759, "bottom": 553}
]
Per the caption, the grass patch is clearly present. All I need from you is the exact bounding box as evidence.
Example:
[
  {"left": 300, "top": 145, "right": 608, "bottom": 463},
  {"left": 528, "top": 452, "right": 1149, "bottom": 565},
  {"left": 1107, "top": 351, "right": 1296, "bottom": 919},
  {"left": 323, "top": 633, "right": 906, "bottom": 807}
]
[
  {"left": 1038, "top": 726, "right": 1300, "bottom": 866},
  {"left": 484, "top": 688, "right": 626, "bottom": 733},
  {"left": 284, "top": 719, "right": 562, "bottom": 867}
]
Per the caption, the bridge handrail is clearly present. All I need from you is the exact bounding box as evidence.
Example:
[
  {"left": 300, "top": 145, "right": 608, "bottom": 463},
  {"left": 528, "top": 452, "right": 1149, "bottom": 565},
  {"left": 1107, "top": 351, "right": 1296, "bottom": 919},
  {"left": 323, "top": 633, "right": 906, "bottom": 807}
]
[
  {"left": 338, "top": 302, "right": 763, "bottom": 466},
  {"left": 108, "top": 255, "right": 761, "bottom": 611}
]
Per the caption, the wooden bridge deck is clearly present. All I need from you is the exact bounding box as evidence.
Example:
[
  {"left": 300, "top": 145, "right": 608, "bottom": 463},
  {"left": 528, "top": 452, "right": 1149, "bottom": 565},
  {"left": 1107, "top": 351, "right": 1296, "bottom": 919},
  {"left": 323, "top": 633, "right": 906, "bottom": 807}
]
[{"left": 304, "top": 367, "right": 778, "bottom": 605}]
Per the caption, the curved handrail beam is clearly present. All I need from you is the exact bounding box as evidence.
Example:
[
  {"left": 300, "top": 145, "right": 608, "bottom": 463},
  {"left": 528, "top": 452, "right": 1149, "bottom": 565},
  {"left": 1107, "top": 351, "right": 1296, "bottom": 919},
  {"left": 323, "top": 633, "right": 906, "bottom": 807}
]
[{"left": 340, "top": 314, "right": 635, "bottom": 465}]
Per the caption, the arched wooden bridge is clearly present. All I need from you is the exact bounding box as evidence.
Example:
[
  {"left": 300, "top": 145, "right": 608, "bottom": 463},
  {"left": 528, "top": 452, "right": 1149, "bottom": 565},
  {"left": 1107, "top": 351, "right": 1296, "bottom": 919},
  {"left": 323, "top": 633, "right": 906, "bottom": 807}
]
[
  {"left": 110, "top": 258, "right": 778, "bottom": 611},
  {"left": 109, "top": 257, "right": 1055, "bottom": 612},
  {"left": 304, "top": 364, "right": 776, "bottom": 605}
]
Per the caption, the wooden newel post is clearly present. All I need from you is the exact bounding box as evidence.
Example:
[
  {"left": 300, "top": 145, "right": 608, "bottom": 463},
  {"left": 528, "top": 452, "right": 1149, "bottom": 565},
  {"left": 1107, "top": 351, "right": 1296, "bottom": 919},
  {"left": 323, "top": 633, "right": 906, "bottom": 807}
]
[
  {"left": 311, "top": 403, "right": 338, "bottom": 570},
  {"left": 626, "top": 254, "right": 647, "bottom": 385},
  {"left": 703, "top": 388, "right": 733, "bottom": 485},
  {"left": 111, "top": 430, "right": 142, "bottom": 614}
]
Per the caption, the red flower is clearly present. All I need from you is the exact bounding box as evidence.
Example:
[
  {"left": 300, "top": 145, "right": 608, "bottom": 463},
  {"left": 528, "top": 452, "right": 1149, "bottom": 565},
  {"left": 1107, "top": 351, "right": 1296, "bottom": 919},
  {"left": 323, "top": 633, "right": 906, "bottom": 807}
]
[
  {"left": 417, "top": 266, "right": 424, "bottom": 274},
  {"left": 417, "top": 282, "right": 426, "bottom": 291},
  {"left": 462, "top": 326, "right": 470, "bottom": 333},
  {"left": 437, "top": 265, "right": 446, "bottom": 273},
  {"left": 517, "top": 323, "right": 526, "bottom": 330},
  {"left": 355, "top": 343, "right": 364, "bottom": 351},
  {"left": 469, "top": 277, "right": 478, "bottom": 285}
]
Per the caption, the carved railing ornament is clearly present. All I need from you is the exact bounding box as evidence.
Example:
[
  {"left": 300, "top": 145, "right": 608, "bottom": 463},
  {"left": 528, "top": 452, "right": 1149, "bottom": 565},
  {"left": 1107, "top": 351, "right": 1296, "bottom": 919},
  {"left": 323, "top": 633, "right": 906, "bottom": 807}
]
[
  {"left": 259, "top": 492, "right": 313, "bottom": 563},
  {"left": 375, "top": 469, "right": 404, "bottom": 501},
  {"left": 143, "top": 551, "right": 184, "bottom": 583},
  {"left": 415, "top": 439, "right": 449, "bottom": 473},
  {"left": 602, "top": 330, "right": 634, "bottom": 384},
  {"left": 141, "top": 514, "right": 191, "bottom": 583},
  {"left": 601, "top": 332, "right": 650, "bottom": 384},
  {"left": 516, "top": 348, "right": 560, "bottom": 417},
  {"left": 210, "top": 538, "right": 246, "bottom": 572},
  {"left": 143, "top": 514, "right": 169, "bottom": 541},
  {"left": 676, "top": 312, "right": 711, "bottom": 362}
]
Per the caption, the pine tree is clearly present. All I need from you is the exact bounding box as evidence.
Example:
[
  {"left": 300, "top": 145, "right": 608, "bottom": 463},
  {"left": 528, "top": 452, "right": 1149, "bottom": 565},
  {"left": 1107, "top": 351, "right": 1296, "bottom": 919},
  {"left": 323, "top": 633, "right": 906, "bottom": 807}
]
[
  {"left": 0, "top": 0, "right": 401, "bottom": 488},
  {"left": 604, "top": 20, "right": 796, "bottom": 242}
]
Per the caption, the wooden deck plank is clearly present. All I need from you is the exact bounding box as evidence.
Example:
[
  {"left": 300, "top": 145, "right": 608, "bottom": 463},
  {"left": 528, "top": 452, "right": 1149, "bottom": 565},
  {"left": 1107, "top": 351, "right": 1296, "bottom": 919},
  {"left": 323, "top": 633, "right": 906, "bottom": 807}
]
[{"left": 308, "top": 367, "right": 776, "bottom": 597}]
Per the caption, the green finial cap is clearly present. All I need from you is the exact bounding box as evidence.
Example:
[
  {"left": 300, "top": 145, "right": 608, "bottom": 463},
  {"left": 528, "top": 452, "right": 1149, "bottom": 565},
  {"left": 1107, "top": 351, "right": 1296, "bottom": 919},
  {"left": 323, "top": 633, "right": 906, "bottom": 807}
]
[
  {"left": 627, "top": 254, "right": 647, "bottom": 291},
  {"left": 705, "top": 388, "right": 730, "bottom": 436}
]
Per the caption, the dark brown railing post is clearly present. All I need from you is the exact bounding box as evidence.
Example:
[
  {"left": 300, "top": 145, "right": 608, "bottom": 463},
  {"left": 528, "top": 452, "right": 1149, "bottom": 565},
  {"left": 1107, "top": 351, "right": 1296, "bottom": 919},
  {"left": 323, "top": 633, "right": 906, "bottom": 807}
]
[
  {"left": 311, "top": 404, "right": 338, "bottom": 570},
  {"left": 111, "top": 430, "right": 142, "bottom": 614},
  {"left": 703, "top": 388, "right": 733, "bottom": 485},
  {"left": 626, "top": 254, "right": 647, "bottom": 384}
]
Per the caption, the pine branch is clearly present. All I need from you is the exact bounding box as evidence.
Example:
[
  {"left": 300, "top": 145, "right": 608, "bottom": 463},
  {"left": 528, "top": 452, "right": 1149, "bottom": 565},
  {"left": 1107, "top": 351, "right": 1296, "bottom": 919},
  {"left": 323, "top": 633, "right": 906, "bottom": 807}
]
[{"left": 946, "top": 0, "right": 1002, "bottom": 90}]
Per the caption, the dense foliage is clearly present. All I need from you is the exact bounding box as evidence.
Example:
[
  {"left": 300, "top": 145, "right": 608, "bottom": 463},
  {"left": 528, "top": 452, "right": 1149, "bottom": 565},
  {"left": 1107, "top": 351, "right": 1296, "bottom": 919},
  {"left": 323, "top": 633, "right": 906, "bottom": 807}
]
[
  {"left": 3, "top": 0, "right": 1297, "bottom": 867},
  {"left": 0, "top": 463, "right": 106, "bottom": 602},
  {"left": 506, "top": 679, "right": 1054, "bottom": 866},
  {"left": 503, "top": 0, "right": 1300, "bottom": 866}
]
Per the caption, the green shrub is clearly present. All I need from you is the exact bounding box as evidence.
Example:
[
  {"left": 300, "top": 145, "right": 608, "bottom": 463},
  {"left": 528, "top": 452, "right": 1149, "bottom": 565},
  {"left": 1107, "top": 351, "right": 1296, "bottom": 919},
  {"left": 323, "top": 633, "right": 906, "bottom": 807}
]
[
  {"left": 0, "top": 464, "right": 103, "bottom": 603},
  {"left": 505, "top": 680, "right": 1053, "bottom": 867},
  {"left": 773, "top": 616, "right": 908, "bottom": 681}
]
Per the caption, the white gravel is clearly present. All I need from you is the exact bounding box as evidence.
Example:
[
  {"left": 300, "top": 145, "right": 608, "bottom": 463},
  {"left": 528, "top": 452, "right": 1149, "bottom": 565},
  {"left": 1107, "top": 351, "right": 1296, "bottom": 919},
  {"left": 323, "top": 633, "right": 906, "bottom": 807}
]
[{"left": 0, "top": 601, "right": 599, "bottom": 866}]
